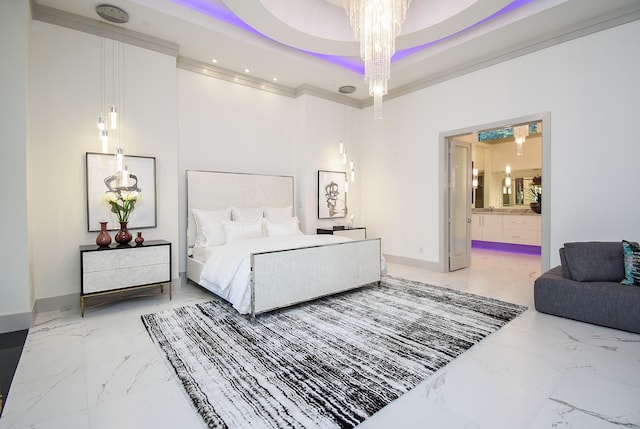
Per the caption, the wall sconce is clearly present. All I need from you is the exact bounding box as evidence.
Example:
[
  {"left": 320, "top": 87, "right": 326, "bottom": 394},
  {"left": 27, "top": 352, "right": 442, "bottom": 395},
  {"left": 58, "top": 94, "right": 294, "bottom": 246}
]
[
  {"left": 472, "top": 168, "right": 478, "bottom": 189},
  {"left": 505, "top": 165, "right": 512, "bottom": 187}
]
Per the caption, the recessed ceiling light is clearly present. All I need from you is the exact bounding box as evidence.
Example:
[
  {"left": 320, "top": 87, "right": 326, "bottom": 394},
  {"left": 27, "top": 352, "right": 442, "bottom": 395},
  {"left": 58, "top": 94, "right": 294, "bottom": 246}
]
[
  {"left": 339, "top": 85, "right": 356, "bottom": 94},
  {"left": 211, "top": 59, "right": 218, "bottom": 63},
  {"left": 244, "top": 68, "right": 250, "bottom": 73},
  {"left": 272, "top": 77, "right": 278, "bottom": 82}
]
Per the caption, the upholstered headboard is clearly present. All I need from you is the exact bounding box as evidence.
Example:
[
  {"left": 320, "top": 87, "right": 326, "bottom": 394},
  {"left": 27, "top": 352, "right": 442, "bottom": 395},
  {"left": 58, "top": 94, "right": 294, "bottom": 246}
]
[{"left": 186, "top": 170, "right": 294, "bottom": 247}]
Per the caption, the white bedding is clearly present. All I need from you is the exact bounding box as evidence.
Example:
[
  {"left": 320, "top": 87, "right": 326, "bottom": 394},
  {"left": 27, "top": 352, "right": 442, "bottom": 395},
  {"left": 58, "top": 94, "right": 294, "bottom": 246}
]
[{"left": 192, "top": 234, "right": 353, "bottom": 314}]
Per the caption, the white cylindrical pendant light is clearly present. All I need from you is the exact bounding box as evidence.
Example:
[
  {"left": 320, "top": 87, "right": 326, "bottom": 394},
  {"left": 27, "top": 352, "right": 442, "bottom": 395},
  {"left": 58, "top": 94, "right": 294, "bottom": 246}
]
[
  {"left": 110, "top": 105, "right": 117, "bottom": 129},
  {"left": 100, "top": 130, "right": 109, "bottom": 153},
  {"left": 116, "top": 147, "right": 123, "bottom": 171}
]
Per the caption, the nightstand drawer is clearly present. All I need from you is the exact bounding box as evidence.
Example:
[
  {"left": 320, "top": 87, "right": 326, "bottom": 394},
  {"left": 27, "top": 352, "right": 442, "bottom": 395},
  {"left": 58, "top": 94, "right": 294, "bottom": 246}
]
[
  {"left": 82, "top": 246, "right": 169, "bottom": 273},
  {"left": 83, "top": 263, "right": 170, "bottom": 294}
]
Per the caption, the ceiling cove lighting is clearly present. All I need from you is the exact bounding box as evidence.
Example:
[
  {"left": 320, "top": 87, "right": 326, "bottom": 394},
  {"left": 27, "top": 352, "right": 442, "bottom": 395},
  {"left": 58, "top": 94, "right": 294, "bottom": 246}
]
[{"left": 344, "top": 0, "right": 411, "bottom": 120}]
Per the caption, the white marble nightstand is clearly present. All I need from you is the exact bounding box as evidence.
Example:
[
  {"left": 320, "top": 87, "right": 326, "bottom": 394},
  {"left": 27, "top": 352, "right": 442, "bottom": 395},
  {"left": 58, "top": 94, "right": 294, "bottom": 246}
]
[{"left": 79, "top": 240, "right": 171, "bottom": 316}]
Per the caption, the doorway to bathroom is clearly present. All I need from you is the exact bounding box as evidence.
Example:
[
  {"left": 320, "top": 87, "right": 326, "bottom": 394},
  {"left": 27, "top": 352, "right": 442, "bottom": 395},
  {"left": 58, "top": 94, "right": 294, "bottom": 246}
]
[{"left": 440, "top": 113, "right": 550, "bottom": 273}]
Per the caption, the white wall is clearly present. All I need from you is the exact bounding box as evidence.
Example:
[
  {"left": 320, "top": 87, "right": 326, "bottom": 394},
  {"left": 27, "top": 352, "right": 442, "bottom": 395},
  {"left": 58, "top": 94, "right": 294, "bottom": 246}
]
[
  {"left": 295, "top": 96, "right": 361, "bottom": 235},
  {"left": 29, "top": 22, "right": 179, "bottom": 302},
  {"left": 361, "top": 20, "right": 640, "bottom": 268},
  {"left": 0, "top": 0, "right": 33, "bottom": 332}
]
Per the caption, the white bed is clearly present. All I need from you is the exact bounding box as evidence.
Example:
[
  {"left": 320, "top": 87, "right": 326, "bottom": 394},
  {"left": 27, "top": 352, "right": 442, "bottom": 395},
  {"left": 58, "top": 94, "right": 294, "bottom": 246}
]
[{"left": 186, "top": 170, "right": 382, "bottom": 318}]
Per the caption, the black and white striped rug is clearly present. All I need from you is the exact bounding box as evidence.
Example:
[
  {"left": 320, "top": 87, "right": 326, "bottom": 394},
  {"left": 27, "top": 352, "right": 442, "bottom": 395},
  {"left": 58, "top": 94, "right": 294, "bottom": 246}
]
[{"left": 142, "top": 275, "right": 526, "bottom": 428}]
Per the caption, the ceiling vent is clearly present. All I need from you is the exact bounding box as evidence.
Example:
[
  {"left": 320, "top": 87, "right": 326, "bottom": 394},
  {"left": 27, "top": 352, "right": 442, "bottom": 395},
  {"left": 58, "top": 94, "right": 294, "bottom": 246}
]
[{"left": 96, "top": 4, "right": 129, "bottom": 24}]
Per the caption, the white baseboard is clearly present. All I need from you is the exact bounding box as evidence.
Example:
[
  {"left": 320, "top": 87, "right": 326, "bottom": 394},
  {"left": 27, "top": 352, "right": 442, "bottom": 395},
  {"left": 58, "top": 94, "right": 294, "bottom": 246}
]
[
  {"left": 383, "top": 254, "right": 442, "bottom": 272},
  {"left": 35, "top": 293, "right": 79, "bottom": 314},
  {"left": 0, "top": 311, "right": 34, "bottom": 334}
]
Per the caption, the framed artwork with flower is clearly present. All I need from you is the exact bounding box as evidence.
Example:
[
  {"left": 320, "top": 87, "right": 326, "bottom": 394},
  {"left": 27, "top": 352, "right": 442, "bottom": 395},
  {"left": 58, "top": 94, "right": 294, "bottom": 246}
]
[
  {"left": 86, "top": 152, "right": 157, "bottom": 231},
  {"left": 318, "top": 170, "right": 347, "bottom": 219}
]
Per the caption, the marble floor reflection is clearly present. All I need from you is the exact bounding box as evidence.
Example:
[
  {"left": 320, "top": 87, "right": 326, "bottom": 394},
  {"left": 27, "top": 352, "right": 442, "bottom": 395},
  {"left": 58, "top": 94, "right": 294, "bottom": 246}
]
[{"left": 1, "top": 248, "right": 638, "bottom": 428}]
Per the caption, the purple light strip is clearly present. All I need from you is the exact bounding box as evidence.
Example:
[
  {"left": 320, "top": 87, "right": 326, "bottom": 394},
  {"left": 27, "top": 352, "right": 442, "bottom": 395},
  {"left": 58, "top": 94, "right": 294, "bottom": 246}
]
[
  {"left": 172, "top": 0, "right": 534, "bottom": 74},
  {"left": 170, "top": 0, "right": 252, "bottom": 31},
  {"left": 393, "top": 0, "right": 536, "bottom": 62},
  {"left": 472, "top": 240, "right": 541, "bottom": 255},
  {"left": 171, "top": 0, "right": 366, "bottom": 73}
]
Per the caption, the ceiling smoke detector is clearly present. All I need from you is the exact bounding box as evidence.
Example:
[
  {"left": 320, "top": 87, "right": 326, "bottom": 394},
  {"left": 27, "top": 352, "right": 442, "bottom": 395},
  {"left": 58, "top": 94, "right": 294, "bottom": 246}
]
[
  {"left": 339, "top": 85, "right": 356, "bottom": 94},
  {"left": 96, "top": 4, "right": 129, "bottom": 24}
]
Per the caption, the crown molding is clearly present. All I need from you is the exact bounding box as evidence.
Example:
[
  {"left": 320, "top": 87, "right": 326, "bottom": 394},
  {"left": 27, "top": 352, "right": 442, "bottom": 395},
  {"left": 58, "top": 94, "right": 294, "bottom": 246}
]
[
  {"left": 294, "top": 85, "right": 362, "bottom": 108},
  {"left": 30, "top": 0, "right": 179, "bottom": 57},
  {"left": 177, "top": 57, "right": 296, "bottom": 98},
  {"left": 384, "top": 3, "right": 640, "bottom": 104},
  {"left": 178, "top": 57, "right": 363, "bottom": 108}
]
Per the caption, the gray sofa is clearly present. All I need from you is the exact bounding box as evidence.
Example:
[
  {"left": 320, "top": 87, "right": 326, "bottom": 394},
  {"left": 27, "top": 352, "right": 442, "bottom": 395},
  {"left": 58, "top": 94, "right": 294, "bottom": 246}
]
[{"left": 534, "top": 241, "right": 640, "bottom": 334}]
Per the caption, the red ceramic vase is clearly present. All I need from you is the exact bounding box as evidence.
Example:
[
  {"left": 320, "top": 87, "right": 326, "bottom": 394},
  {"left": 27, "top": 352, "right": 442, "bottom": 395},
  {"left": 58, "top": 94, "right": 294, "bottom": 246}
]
[
  {"left": 135, "top": 232, "right": 145, "bottom": 246},
  {"left": 96, "top": 221, "right": 111, "bottom": 247},
  {"left": 114, "top": 221, "right": 132, "bottom": 245}
]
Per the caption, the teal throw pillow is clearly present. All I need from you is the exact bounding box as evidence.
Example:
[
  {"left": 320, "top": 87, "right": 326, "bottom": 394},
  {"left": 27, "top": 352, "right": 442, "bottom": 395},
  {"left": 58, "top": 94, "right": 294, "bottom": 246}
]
[{"left": 621, "top": 240, "right": 640, "bottom": 286}]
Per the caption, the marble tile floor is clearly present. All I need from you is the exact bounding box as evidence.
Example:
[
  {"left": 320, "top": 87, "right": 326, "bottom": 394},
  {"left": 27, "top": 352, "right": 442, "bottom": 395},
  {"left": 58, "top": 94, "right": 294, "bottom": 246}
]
[{"left": 1, "top": 248, "right": 638, "bottom": 428}]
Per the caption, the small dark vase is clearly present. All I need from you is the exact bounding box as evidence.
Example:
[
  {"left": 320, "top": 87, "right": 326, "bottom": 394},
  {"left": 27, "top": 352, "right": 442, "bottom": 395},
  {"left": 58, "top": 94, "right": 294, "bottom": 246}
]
[
  {"left": 530, "top": 202, "right": 541, "bottom": 214},
  {"left": 114, "top": 221, "right": 133, "bottom": 245},
  {"left": 135, "top": 232, "right": 145, "bottom": 246},
  {"left": 96, "top": 221, "right": 112, "bottom": 247}
]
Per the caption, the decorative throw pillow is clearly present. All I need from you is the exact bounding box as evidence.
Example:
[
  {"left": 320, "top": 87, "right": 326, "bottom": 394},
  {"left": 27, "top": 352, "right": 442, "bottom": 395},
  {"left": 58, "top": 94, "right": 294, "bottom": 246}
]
[
  {"left": 562, "top": 241, "right": 624, "bottom": 282},
  {"left": 222, "top": 221, "right": 263, "bottom": 243},
  {"left": 192, "top": 208, "right": 231, "bottom": 247},
  {"left": 263, "top": 206, "right": 293, "bottom": 220},
  {"left": 264, "top": 217, "right": 302, "bottom": 237},
  {"left": 558, "top": 247, "right": 572, "bottom": 279},
  {"left": 231, "top": 207, "right": 264, "bottom": 222},
  {"left": 621, "top": 240, "right": 640, "bottom": 286}
]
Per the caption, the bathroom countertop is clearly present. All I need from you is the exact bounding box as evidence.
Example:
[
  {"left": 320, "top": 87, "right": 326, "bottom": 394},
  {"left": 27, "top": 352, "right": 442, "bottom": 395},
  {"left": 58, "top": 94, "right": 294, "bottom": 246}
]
[{"left": 472, "top": 208, "right": 540, "bottom": 216}]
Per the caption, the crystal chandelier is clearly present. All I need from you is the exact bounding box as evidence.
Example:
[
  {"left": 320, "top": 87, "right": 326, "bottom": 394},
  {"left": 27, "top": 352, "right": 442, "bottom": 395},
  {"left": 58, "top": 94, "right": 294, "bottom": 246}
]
[
  {"left": 344, "top": 0, "right": 411, "bottom": 120},
  {"left": 513, "top": 125, "right": 529, "bottom": 156}
]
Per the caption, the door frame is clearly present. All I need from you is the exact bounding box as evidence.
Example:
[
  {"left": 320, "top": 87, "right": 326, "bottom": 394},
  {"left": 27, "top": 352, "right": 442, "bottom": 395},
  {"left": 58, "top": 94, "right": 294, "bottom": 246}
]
[{"left": 438, "top": 112, "right": 551, "bottom": 272}]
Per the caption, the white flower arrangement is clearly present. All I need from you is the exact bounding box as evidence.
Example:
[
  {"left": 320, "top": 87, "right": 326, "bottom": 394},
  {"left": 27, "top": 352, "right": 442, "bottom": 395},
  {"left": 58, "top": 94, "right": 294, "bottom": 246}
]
[{"left": 103, "top": 190, "right": 141, "bottom": 222}]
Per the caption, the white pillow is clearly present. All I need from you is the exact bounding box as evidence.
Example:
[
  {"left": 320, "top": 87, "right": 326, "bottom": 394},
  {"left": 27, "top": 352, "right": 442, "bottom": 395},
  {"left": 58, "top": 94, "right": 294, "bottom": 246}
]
[
  {"left": 231, "top": 207, "right": 264, "bottom": 222},
  {"left": 192, "top": 208, "right": 230, "bottom": 247},
  {"left": 223, "top": 221, "right": 263, "bottom": 243},
  {"left": 263, "top": 206, "right": 293, "bottom": 220},
  {"left": 264, "top": 217, "right": 303, "bottom": 238}
]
